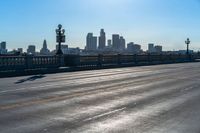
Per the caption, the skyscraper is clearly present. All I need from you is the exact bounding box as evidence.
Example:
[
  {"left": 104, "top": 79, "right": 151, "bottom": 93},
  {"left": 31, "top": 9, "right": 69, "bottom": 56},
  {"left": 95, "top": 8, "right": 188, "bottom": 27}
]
[
  {"left": 127, "top": 42, "right": 134, "bottom": 52},
  {"left": 119, "top": 36, "right": 126, "bottom": 50},
  {"left": 107, "top": 39, "right": 112, "bottom": 48},
  {"left": 40, "top": 40, "right": 50, "bottom": 55},
  {"left": 148, "top": 43, "right": 155, "bottom": 53},
  {"left": 0, "top": 42, "right": 6, "bottom": 49},
  {"left": 0, "top": 42, "right": 7, "bottom": 54},
  {"left": 112, "top": 34, "right": 120, "bottom": 50},
  {"left": 86, "top": 33, "right": 97, "bottom": 51},
  {"left": 98, "top": 29, "right": 106, "bottom": 50}
]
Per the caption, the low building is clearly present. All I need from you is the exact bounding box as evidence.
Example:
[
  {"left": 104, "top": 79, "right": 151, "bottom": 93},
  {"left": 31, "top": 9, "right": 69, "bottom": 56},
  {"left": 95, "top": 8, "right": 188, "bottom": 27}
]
[
  {"left": 127, "top": 42, "right": 141, "bottom": 54},
  {"left": 154, "top": 45, "right": 162, "bottom": 54},
  {"left": 27, "top": 45, "right": 36, "bottom": 55}
]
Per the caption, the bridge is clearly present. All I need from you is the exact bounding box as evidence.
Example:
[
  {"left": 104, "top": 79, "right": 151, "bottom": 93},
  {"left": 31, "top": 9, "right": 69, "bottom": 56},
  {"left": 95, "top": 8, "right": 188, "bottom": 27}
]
[
  {"left": 0, "top": 54, "right": 199, "bottom": 77},
  {"left": 0, "top": 62, "right": 200, "bottom": 133}
]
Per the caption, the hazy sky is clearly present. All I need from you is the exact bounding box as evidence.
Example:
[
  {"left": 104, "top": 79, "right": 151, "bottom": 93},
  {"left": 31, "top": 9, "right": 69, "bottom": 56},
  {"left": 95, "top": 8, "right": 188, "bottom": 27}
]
[{"left": 0, "top": 0, "right": 200, "bottom": 51}]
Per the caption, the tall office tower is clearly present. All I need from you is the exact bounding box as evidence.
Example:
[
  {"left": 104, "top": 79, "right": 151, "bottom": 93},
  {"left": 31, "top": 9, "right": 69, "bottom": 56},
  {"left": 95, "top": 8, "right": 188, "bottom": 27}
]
[
  {"left": 98, "top": 29, "right": 106, "bottom": 50},
  {"left": 92, "top": 36, "right": 97, "bottom": 49},
  {"left": 112, "top": 34, "right": 120, "bottom": 50},
  {"left": 119, "top": 36, "right": 126, "bottom": 50},
  {"left": 86, "top": 33, "right": 97, "bottom": 50},
  {"left": 40, "top": 40, "right": 50, "bottom": 55},
  {"left": 0, "top": 41, "right": 7, "bottom": 54},
  {"left": 148, "top": 43, "right": 155, "bottom": 53},
  {"left": 107, "top": 39, "right": 112, "bottom": 48},
  {"left": 27, "top": 45, "right": 36, "bottom": 55},
  {"left": 0, "top": 42, "right": 6, "bottom": 49}
]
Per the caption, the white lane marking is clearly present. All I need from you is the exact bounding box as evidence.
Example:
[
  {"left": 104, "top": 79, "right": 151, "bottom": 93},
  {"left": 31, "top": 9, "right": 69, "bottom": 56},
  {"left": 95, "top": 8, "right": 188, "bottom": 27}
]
[{"left": 83, "top": 107, "right": 126, "bottom": 122}]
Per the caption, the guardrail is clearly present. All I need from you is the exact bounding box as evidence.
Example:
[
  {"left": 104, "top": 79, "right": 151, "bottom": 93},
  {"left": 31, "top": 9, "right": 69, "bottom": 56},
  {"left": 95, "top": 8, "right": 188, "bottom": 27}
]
[
  {"left": 0, "top": 55, "right": 60, "bottom": 71},
  {"left": 64, "top": 54, "right": 195, "bottom": 67},
  {"left": 0, "top": 54, "right": 198, "bottom": 73}
]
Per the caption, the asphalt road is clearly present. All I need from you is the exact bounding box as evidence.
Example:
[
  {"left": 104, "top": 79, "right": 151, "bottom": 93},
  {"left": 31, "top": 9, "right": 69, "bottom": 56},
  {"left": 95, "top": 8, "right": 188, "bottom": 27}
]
[{"left": 0, "top": 63, "right": 200, "bottom": 133}]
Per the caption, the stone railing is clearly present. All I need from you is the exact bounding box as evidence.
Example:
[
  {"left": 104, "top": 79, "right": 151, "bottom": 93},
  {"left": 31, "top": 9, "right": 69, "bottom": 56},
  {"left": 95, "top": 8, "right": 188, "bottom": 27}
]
[{"left": 0, "top": 55, "right": 61, "bottom": 71}]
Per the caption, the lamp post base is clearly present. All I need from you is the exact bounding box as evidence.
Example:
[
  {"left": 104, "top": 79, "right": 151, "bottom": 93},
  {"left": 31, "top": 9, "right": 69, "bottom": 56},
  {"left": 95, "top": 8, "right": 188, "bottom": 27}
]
[{"left": 56, "top": 49, "right": 63, "bottom": 55}]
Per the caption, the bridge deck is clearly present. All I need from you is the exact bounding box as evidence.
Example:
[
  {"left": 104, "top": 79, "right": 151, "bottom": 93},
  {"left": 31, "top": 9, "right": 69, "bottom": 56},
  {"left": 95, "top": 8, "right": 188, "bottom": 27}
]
[{"left": 0, "top": 62, "right": 200, "bottom": 133}]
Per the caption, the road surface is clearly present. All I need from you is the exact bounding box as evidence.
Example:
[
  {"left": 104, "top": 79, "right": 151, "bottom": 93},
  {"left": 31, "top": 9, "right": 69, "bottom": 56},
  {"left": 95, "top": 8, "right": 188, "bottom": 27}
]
[{"left": 0, "top": 63, "right": 200, "bottom": 133}]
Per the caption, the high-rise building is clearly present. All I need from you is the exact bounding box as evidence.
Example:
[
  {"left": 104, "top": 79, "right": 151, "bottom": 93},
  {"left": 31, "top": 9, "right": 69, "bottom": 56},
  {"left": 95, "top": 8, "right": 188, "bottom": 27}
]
[
  {"left": 107, "top": 39, "right": 112, "bottom": 48},
  {"left": 112, "top": 34, "right": 120, "bottom": 50},
  {"left": 27, "top": 45, "right": 36, "bottom": 55},
  {"left": 86, "top": 33, "right": 97, "bottom": 51},
  {"left": 155, "top": 45, "right": 162, "bottom": 53},
  {"left": 127, "top": 42, "right": 134, "bottom": 52},
  {"left": 119, "top": 36, "right": 126, "bottom": 50},
  {"left": 148, "top": 43, "right": 155, "bottom": 53},
  {"left": 0, "top": 42, "right": 6, "bottom": 49},
  {"left": 98, "top": 29, "right": 106, "bottom": 50},
  {"left": 0, "top": 42, "right": 7, "bottom": 54},
  {"left": 40, "top": 40, "right": 50, "bottom": 55}
]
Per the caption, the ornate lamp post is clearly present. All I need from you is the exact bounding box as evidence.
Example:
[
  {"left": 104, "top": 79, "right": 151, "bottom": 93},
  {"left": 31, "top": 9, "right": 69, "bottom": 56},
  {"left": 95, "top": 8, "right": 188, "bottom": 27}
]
[
  {"left": 185, "top": 38, "right": 190, "bottom": 55},
  {"left": 56, "top": 24, "right": 65, "bottom": 55}
]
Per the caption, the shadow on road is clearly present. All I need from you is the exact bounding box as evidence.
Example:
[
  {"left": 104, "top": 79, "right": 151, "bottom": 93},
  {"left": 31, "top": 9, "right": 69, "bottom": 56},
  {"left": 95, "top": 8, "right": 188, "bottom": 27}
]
[{"left": 15, "top": 74, "right": 46, "bottom": 84}]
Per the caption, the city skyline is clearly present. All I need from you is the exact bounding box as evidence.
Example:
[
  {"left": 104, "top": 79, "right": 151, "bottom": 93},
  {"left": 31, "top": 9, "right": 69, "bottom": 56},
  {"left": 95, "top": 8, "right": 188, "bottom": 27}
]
[{"left": 0, "top": 0, "right": 200, "bottom": 51}]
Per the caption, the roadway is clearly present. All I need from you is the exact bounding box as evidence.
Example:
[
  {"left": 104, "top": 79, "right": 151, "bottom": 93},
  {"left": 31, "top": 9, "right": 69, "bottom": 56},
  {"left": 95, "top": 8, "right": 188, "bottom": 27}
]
[{"left": 0, "top": 62, "right": 200, "bottom": 133}]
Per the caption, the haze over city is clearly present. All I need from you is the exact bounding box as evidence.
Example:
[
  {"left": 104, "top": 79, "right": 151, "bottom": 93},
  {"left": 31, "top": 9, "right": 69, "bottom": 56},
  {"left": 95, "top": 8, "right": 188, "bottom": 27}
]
[{"left": 0, "top": 0, "right": 200, "bottom": 51}]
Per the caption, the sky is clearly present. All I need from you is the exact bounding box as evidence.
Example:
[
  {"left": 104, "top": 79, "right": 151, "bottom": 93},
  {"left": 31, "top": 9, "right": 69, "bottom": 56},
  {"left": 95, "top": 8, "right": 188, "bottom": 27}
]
[{"left": 0, "top": 0, "right": 200, "bottom": 51}]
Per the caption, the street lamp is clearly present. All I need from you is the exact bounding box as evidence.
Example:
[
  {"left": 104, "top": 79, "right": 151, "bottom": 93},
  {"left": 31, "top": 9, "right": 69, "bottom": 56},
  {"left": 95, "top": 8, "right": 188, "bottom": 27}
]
[
  {"left": 56, "top": 24, "right": 65, "bottom": 55},
  {"left": 185, "top": 38, "right": 190, "bottom": 55}
]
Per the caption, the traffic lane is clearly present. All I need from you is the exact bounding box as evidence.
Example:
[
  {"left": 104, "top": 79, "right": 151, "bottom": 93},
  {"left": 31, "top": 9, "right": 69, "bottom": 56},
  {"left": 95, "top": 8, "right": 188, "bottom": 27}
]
[
  {"left": 0, "top": 67, "right": 153, "bottom": 89},
  {"left": 0, "top": 69, "right": 179, "bottom": 106},
  {"left": 0, "top": 62, "right": 197, "bottom": 90},
  {"left": 0, "top": 74, "right": 200, "bottom": 133},
  {"left": 2, "top": 62, "right": 198, "bottom": 131},
  {"left": 5, "top": 80, "right": 200, "bottom": 133},
  {"left": 64, "top": 83, "right": 200, "bottom": 133},
  {"left": 0, "top": 66, "right": 198, "bottom": 110},
  {"left": 0, "top": 62, "right": 198, "bottom": 106},
  {"left": 0, "top": 67, "right": 199, "bottom": 109}
]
